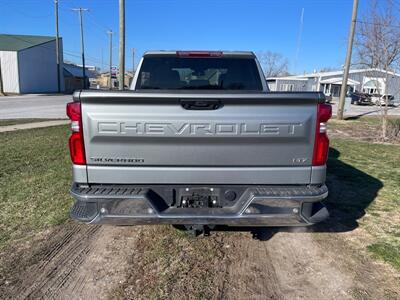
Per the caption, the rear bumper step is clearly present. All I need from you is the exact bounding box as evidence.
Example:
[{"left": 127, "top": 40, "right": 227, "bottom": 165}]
[{"left": 70, "top": 184, "right": 329, "bottom": 226}]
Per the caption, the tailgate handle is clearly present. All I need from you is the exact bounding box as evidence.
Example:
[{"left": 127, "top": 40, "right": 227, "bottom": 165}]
[{"left": 180, "top": 99, "right": 222, "bottom": 110}]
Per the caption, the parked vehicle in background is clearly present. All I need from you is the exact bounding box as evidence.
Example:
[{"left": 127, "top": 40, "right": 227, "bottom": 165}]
[
  {"left": 349, "top": 91, "right": 372, "bottom": 105},
  {"left": 374, "top": 94, "right": 395, "bottom": 106},
  {"left": 66, "top": 50, "right": 332, "bottom": 234},
  {"left": 370, "top": 94, "right": 381, "bottom": 105},
  {"left": 325, "top": 94, "right": 333, "bottom": 103}
]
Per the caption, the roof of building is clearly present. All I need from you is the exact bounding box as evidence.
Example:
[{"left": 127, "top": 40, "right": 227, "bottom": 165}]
[
  {"left": 319, "top": 77, "right": 360, "bottom": 85},
  {"left": 297, "top": 68, "right": 400, "bottom": 78},
  {"left": 63, "top": 62, "right": 97, "bottom": 79},
  {"left": 266, "top": 76, "right": 308, "bottom": 81},
  {"left": 0, "top": 34, "right": 56, "bottom": 51},
  {"left": 268, "top": 68, "right": 400, "bottom": 81}
]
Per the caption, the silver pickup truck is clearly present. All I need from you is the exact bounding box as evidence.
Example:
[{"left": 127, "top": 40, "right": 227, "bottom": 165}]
[{"left": 67, "top": 51, "right": 332, "bottom": 231}]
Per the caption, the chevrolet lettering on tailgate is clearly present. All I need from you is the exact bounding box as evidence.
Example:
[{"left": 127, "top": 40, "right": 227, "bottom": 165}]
[{"left": 96, "top": 121, "right": 306, "bottom": 137}]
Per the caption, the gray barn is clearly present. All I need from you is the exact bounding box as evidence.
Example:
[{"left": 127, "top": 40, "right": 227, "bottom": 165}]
[{"left": 0, "top": 34, "right": 64, "bottom": 94}]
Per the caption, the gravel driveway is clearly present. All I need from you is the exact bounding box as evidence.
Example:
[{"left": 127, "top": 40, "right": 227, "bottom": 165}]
[
  {"left": 1, "top": 94, "right": 399, "bottom": 120},
  {"left": 0, "top": 94, "right": 70, "bottom": 119}
]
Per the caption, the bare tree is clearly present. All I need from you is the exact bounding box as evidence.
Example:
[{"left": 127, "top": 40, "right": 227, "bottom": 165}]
[
  {"left": 257, "top": 51, "right": 289, "bottom": 77},
  {"left": 355, "top": 0, "right": 400, "bottom": 139}
]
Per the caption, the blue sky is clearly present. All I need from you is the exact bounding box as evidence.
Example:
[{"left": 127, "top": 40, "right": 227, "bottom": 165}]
[{"left": 0, "top": 0, "right": 371, "bottom": 74}]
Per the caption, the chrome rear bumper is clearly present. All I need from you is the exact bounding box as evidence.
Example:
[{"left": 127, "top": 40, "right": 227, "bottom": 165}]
[{"left": 70, "top": 184, "right": 329, "bottom": 226}]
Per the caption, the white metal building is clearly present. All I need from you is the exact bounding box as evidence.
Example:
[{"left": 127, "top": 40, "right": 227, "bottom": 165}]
[
  {"left": 0, "top": 34, "right": 64, "bottom": 93},
  {"left": 266, "top": 68, "right": 400, "bottom": 101}
]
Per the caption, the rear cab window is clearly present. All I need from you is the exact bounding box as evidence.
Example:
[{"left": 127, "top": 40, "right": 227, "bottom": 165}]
[{"left": 135, "top": 52, "right": 263, "bottom": 91}]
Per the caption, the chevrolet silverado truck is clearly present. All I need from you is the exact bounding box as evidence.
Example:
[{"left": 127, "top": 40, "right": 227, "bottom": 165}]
[{"left": 67, "top": 51, "right": 332, "bottom": 232}]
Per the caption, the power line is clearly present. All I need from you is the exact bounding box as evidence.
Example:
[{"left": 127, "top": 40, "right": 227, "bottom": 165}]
[
  {"left": 63, "top": 52, "right": 104, "bottom": 65},
  {"left": 5, "top": 33, "right": 105, "bottom": 67},
  {"left": 58, "top": 0, "right": 114, "bottom": 69},
  {"left": 86, "top": 12, "right": 112, "bottom": 32}
]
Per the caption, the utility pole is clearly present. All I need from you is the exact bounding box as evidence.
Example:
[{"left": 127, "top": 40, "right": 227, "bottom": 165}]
[
  {"left": 119, "top": 0, "right": 125, "bottom": 90},
  {"left": 132, "top": 48, "right": 135, "bottom": 73},
  {"left": 55, "top": 0, "right": 61, "bottom": 93},
  {"left": 101, "top": 48, "right": 103, "bottom": 72},
  {"left": 107, "top": 30, "right": 113, "bottom": 90},
  {"left": 0, "top": 58, "right": 4, "bottom": 95},
  {"left": 337, "top": 0, "right": 359, "bottom": 120},
  {"left": 72, "top": 8, "right": 89, "bottom": 89}
]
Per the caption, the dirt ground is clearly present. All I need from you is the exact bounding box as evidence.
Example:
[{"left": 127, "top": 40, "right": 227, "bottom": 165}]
[{"left": 1, "top": 222, "right": 399, "bottom": 300}]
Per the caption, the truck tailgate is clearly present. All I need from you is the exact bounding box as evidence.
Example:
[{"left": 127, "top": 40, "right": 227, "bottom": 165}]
[{"left": 78, "top": 91, "right": 322, "bottom": 184}]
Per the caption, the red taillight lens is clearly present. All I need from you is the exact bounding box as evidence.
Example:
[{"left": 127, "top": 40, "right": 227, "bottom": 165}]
[
  {"left": 176, "top": 51, "right": 223, "bottom": 57},
  {"left": 69, "top": 132, "right": 86, "bottom": 165},
  {"left": 312, "top": 103, "right": 332, "bottom": 166},
  {"left": 66, "top": 101, "right": 81, "bottom": 121},
  {"left": 318, "top": 103, "right": 332, "bottom": 123},
  {"left": 66, "top": 102, "right": 86, "bottom": 165}
]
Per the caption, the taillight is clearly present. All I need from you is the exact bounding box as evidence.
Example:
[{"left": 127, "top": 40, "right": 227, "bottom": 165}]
[
  {"left": 312, "top": 103, "right": 332, "bottom": 166},
  {"left": 176, "top": 51, "right": 223, "bottom": 57},
  {"left": 66, "top": 102, "right": 86, "bottom": 165}
]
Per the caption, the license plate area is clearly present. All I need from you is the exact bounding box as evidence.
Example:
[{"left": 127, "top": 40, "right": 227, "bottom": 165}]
[{"left": 177, "top": 187, "right": 220, "bottom": 208}]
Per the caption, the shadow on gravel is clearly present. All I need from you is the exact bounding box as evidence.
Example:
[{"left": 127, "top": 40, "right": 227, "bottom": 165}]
[
  {"left": 344, "top": 105, "right": 399, "bottom": 120},
  {"left": 208, "top": 147, "right": 383, "bottom": 241}
]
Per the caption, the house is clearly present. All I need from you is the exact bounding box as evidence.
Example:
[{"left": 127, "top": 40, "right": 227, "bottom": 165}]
[
  {"left": 0, "top": 34, "right": 64, "bottom": 93},
  {"left": 96, "top": 71, "right": 134, "bottom": 89},
  {"left": 267, "top": 68, "right": 400, "bottom": 100},
  {"left": 63, "top": 62, "right": 97, "bottom": 93}
]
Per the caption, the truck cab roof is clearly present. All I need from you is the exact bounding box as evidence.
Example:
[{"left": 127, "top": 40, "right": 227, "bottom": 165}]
[{"left": 142, "top": 50, "right": 256, "bottom": 58}]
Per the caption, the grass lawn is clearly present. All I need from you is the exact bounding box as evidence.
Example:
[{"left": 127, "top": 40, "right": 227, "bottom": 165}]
[
  {"left": 0, "top": 119, "right": 58, "bottom": 127},
  {"left": 327, "top": 138, "right": 400, "bottom": 270},
  {"left": 0, "top": 125, "right": 72, "bottom": 249}
]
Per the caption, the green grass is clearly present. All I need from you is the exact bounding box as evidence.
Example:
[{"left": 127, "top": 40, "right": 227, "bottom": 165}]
[
  {"left": 367, "top": 242, "right": 400, "bottom": 270},
  {"left": 0, "top": 119, "right": 58, "bottom": 127},
  {"left": 327, "top": 138, "right": 400, "bottom": 270},
  {"left": 0, "top": 125, "right": 72, "bottom": 249}
]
